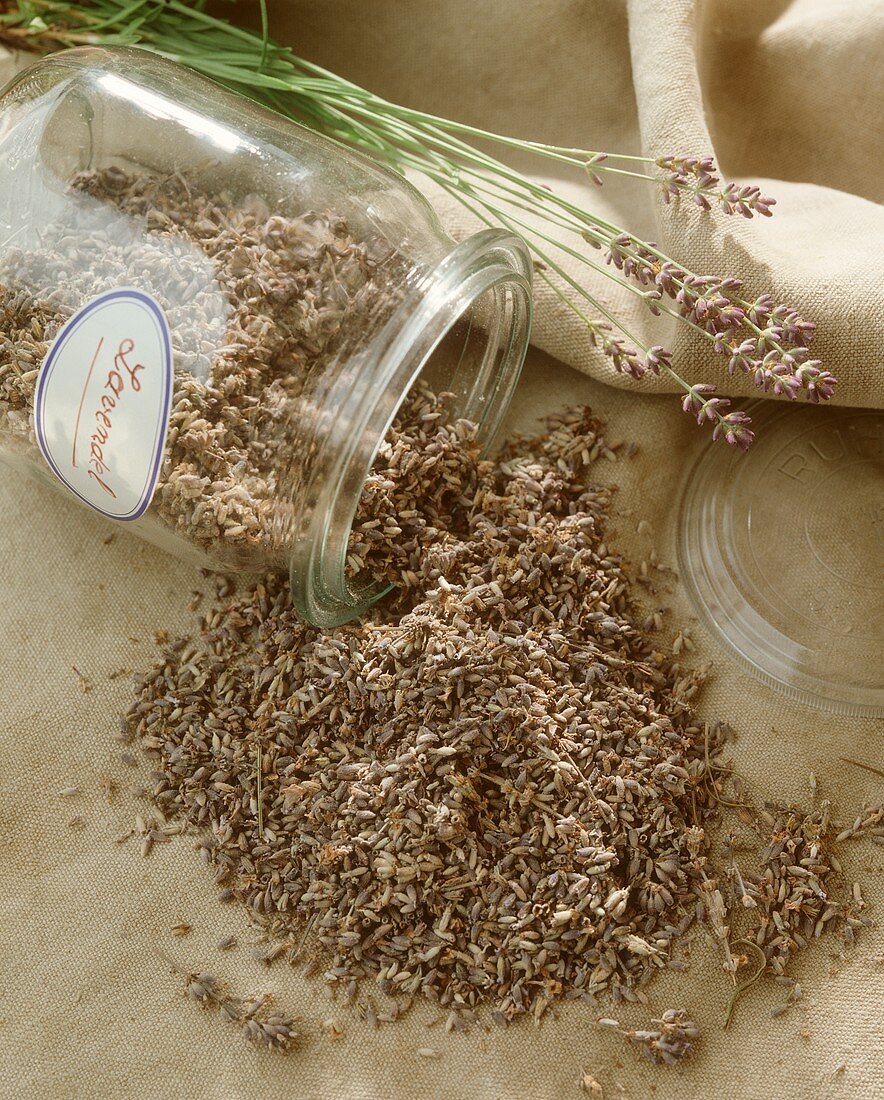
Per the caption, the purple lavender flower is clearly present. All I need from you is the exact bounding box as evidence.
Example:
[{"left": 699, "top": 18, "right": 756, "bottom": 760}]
[
  {"left": 604, "top": 230, "right": 835, "bottom": 443},
  {"left": 654, "top": 156, "right": 776, "bottom": 218},
  {"left": 646, "top": 345, "right": 673, "bottom": 374},
  {"left": 679, "top": 384, "right": 755, "bottom": 451},
  {"left": 587, "top": 323, "right": 648, "bottom": 379},
  {"left": 719, "top": 182, "right": 776, "bottom": 218},
  {"left": 713, "top": 410, "right": 755, "bottom": 451}
]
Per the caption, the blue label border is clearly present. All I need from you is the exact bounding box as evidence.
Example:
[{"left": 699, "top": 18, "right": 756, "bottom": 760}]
[{"left": 34, "top": 287, "right": 174, "bottom": 522}]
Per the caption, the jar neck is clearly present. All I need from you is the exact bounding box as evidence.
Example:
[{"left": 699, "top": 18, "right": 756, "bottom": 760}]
[{"left": 288, "top": 227, "right": 532, "bottom": 628}]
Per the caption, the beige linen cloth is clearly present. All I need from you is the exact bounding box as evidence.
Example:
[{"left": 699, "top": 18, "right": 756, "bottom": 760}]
[{"left": 1, "top": 2, "right": 882, "bottom": 1098}]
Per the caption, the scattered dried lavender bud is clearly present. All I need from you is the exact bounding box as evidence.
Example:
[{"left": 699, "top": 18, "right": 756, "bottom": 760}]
[
  {"left": 247, "top": 1013, "right": 299, "bottom": 1051},
  {"left": 219, "top": 1000, "right": 242, "bottom": 1025},
  {"left": 580, "top": 1071, "right": 604, "bottom": 1097},
  {"left": 621, "top": 1009, "right": 699, "bottom": 1065},
  {"left": 71, "top": 666, "right": 94, "bottom": 693},
  {"left": 185, "top": 971, "right": 224, "bottom": 1006},
  {"left": 181, "top": 970, "right": 298, "bottom": 1053},
  {"left": 0, "top": 166, "right": 413, "bottom": 572},
  {"left": 323, "top": 1018, "right": 344, "bottom": 1040},
  {"left": 98, "top": 775, "right": 119, "bottom": 801}
]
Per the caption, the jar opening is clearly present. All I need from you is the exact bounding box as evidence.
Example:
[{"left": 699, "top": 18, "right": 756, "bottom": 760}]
[{"left": 290, "top": 229, "right": 532, "bottom": 628}]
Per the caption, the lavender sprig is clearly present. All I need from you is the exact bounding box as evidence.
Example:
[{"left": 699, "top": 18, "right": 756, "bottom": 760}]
[
  {"left": 601, "top": 1009, "right": 700, "bottom": 1066},
  {"left": 606, "top": 234, "right": 836, "bottom": 408}
]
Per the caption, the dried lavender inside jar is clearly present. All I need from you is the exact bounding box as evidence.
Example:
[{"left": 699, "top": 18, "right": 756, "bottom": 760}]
[
  {"left": 348, "top": 384, "right": 482, "bottom": 588},
  {"left": 0, "top": 165, "right": 421, "bottom": 571}
]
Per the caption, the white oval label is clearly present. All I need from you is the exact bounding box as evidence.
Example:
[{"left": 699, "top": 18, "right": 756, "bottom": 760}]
[{"left": 34, "top": 288, "right": 173, "bottom": 521}]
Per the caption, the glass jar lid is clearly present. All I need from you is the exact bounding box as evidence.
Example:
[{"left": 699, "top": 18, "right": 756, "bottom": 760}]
[{"left": 678, "top": 401, "right": 883, "bottom": 716}]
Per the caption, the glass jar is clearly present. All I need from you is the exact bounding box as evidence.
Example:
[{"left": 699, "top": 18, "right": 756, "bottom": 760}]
[{"left": 0, "top": 46, "right": 531, "bottom": 626}]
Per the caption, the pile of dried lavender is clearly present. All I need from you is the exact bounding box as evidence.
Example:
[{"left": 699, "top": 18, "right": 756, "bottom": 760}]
[
  {"left": 0, "top": 165, "right": 412, "bottom": 568},
  {"left": 128, "top": 404, "right": 727, "bottom": 1025}
]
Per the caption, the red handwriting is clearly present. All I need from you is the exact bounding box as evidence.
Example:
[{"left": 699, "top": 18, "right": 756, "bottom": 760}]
[{"left": 84, "top": 338, "right": 146, "bottom": 498}]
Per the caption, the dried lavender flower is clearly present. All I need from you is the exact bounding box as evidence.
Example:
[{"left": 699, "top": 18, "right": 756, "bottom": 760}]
[
  {"left": 619, "top": 1008, "right": 700, "bottom": 1065},
  {"left": 0, "top": 166, "right": 412, "bottom": 572},
  {"left": 184, "top": 971, "right": 225, "bottom": 1007}
]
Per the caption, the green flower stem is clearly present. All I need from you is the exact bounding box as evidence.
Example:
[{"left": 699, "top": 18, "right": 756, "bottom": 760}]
[
  {"left": 289, "top": 55, "right": 679, "bottom": 179},
  {"left": 397, "top": 155, "right": 728, "bottom": 365},
  {"left": 1, "top": 3, "right": 670, "bottom": 265}
]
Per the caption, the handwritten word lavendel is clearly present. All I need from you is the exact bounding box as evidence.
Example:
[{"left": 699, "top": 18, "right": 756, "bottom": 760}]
[{"left": 87, "top": 338, "right": 145, "bottom": 497}]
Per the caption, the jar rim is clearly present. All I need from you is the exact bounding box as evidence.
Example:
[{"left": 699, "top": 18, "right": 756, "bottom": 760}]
[{"left": 288, "top": 227, "right": 532, "bottom": 628}]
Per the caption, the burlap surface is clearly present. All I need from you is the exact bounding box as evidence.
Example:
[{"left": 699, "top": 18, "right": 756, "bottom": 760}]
[{"left": 1, "top": 3, "right": 882, "bottom": 1098}]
